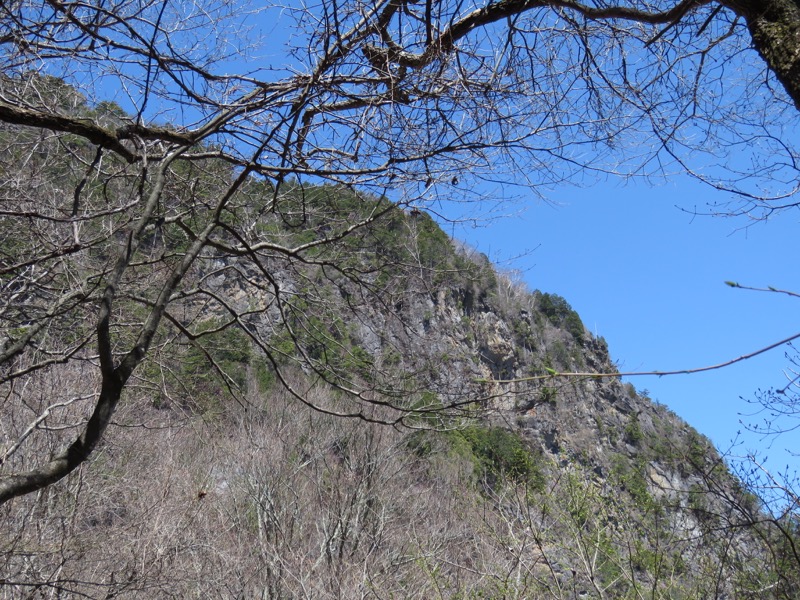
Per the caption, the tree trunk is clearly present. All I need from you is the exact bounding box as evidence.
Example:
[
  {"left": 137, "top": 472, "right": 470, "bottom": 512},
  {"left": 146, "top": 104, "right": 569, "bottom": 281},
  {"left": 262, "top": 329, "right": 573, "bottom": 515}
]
[
  {"left": 735, "top": 0, "right": 800, "bottom": 108},
  {"left": 0, "top": 374, "right": 125, "bottom": 505}
]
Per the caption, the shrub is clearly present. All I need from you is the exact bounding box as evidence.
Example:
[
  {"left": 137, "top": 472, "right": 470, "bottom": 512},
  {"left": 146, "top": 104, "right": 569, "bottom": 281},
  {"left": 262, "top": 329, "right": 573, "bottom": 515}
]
[
  {"left": 624, "top": 414, "right": 644, "bottom": 446},
  {"left": 458, "top": 426, "right": 545, "bottom": 490},
  {"left": 537, "top": 292, "right": 585, "bottom": 341}
]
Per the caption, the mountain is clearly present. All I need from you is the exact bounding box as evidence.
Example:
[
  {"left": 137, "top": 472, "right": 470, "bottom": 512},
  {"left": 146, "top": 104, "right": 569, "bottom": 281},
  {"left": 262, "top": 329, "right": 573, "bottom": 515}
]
[{"left": 0, "top": 78, "right": 795, "bottom": 598}]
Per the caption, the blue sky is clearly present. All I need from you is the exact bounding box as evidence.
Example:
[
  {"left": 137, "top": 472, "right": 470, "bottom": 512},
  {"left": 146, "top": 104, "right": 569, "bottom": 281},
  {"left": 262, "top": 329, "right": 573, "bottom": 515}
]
[{"left": 449, "top": 176, "right": 800, "bottom": 471}]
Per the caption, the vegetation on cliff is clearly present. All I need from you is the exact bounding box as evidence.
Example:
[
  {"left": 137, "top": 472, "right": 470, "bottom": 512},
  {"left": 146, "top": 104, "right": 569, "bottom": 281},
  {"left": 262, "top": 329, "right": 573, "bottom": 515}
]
[
  {"left": 1, "top": 84, "right": 797, "bottom": 595},
  {"left": 4, "top": 0, "right": 800, "bottom": 591}
]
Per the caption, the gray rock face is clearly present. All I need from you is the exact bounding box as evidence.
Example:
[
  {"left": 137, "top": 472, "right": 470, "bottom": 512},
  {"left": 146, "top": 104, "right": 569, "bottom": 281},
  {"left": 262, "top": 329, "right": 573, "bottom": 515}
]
[{"left": 198, "top": 220, "right": 732, "bottom": 528}]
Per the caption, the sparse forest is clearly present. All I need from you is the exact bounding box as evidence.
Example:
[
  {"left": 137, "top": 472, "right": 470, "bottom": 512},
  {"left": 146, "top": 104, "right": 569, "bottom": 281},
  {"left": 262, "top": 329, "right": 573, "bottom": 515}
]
[{"left": 2, "top": 0, "right": 800, "bottom": 597}]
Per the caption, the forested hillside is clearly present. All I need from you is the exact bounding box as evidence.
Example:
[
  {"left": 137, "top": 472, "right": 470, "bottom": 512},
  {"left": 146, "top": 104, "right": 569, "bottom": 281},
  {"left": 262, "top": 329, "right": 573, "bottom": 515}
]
[
  {"left": 1, "top": 77, "right": 797, "bottom": 598},
  {"left": 4, "top": 0, "right": 800, "bottom": 594}
]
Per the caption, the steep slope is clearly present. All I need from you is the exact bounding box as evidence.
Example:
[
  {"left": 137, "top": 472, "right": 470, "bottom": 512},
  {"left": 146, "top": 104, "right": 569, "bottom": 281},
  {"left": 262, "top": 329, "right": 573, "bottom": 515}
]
[
  {"left": 104, "top": 190, "right": 770, "bottom": 597},
  {"left": 0, "top": 84, "right": 787, "bottom": 596}
]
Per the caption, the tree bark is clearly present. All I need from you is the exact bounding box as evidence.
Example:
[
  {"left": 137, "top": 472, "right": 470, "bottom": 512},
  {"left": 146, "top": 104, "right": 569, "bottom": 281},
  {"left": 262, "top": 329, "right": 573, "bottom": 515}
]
[
  {"left": 732, "top": 0, "right": 800, "bottom": 108},
  {"left": 0, "top": 371, "right": 125, "bottom": 504}
]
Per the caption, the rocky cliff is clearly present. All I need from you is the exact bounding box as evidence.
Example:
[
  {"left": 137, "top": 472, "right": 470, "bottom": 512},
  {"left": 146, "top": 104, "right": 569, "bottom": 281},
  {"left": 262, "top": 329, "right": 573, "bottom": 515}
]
[
  {"left": 0, "top": 164, "right": 779, "bottom": 597},
  {"left": 147, "top": 195, "right": 769, "bottom": 598}
]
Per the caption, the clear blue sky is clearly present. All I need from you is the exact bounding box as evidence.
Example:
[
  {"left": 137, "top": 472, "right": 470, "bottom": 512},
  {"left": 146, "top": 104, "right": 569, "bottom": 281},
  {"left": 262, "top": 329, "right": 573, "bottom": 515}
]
[{"left": 449, "top": 176, "right": 800, "bottom": 472}]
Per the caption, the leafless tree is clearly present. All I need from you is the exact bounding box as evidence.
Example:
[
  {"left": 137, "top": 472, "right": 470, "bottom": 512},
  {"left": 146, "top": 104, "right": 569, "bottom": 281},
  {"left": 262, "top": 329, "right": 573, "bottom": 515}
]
[{"left": 1, "top": 0, "right": 800, "bottom": 507}]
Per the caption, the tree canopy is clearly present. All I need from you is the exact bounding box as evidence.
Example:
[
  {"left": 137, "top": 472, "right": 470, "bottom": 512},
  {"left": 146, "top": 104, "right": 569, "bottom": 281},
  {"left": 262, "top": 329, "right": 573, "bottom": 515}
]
[{"left": 1, "top": 0, "right": 799, "bottom": 505}]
